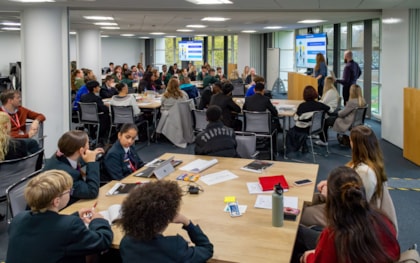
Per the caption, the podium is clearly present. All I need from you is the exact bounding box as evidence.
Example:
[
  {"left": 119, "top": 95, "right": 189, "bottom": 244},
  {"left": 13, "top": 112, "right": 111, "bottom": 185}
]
[
  {"left": 287, "top": 72, "right": 318, "bottom": 100},
  {"left": 403, "top": 88, "right": 420, "bottom": 165}
]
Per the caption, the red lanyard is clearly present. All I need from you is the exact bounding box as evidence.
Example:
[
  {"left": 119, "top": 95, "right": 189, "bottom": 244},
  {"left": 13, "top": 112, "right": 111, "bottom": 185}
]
[{"left": 2, "top": 107, "right": 21, "bottom": 128}]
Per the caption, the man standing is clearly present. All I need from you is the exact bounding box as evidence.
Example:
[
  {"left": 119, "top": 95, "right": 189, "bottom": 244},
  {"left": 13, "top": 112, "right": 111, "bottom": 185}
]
[
  {"left": 0, "top": 90, "right": 46, "bottom": 139},
  {"left": 334, "top": 50, "right": 362, "bottom": 104}
]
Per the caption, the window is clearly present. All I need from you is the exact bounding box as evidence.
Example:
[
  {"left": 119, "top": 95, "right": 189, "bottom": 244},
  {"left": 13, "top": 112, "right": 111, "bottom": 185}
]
[{"left": 371, "top": 19, "right": 381, "bottom": 115}]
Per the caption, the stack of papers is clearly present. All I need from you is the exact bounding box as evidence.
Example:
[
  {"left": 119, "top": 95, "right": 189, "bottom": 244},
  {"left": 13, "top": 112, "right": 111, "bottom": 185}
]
[
  {"left": 200, "top": 170, "right": 238, "bottom": 185},
  {"left": 254, "top": 195, "right": 298, "bottom": 210},
  {"left": 179, "top": 158, "right": 218, "bottom": 173}
]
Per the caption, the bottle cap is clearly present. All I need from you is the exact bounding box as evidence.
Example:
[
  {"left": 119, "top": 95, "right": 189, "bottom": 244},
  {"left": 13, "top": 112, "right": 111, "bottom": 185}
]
[{"left": 274, "top": 184, "right": 283, "bottom": 195}]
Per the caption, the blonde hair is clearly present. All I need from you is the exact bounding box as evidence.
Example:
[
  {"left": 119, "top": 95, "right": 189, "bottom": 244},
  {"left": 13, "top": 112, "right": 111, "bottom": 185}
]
[
  {"left": 321, "top": 76, "right": 339, "bottom": 101},
  {"left": 163, "top": 78, "right": 184, "bottom": 99},
  {"left": 0, "top": 111, "right": 11, "bottom": 160},
  {"left": 349, "top": 84, "right": 366, "bottom": 106},
  {"left": 229, "top": 69, "right": 240, "bottom": 80},
  {"left": 242, "top": 65, "right": 250, "bottom": 79},
  {"left": 25, "top": 170, "right": 73, "bottom": 212}
]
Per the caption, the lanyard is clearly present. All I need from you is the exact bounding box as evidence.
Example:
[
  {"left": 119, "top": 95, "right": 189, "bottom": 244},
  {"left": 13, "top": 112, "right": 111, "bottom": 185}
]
[
  {"left": 124, "top": 152, "right": 136, "bottom": 172},
  {"left": 2, "top": 106, "right": 21, "bottom": 128}
]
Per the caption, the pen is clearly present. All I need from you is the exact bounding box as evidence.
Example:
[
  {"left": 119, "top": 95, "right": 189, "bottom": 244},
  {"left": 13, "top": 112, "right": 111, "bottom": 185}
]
[{"left": 91, "top": 201, "right": 98, "bottom": 212}]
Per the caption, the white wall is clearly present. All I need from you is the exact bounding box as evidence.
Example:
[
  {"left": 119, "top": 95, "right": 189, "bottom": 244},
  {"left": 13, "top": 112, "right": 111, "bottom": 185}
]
[
  {"left": 0, "top": 32, "right": 21, "bottom": 77},
  {"left": 381, "top": 9, "right": 410, "bottom": 148},
  {"left": 101, "top": 37, "right": 145, "bottom": 68}
]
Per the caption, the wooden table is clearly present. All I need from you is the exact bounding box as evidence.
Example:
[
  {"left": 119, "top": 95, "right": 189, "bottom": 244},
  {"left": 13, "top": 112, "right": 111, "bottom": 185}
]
[{"left": 61, "top": 153, "right": 318, "bottom": 263}]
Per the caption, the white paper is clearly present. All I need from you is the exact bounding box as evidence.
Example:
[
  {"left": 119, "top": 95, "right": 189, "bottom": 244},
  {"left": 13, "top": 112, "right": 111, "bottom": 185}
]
[
  {"left": 278, "top": 104, "right": 295, "bottom": 110},
  {"left": 99, "top": 204, "right": 121, "bottom": 224},
  {"left": 179, "top": 158, "right": 218, "bottom": 173},
  {"left": 246, "top": 182, "right": 274, "bottom": 194},
  {"left": 254, "top": 195, "right": 299, "bottom": 209},
  {"left": 199, "top": 170, "right": 238, "bottom": 185},
  {"left": 138, "top": 102, "right": 152, "bottom": 106}
]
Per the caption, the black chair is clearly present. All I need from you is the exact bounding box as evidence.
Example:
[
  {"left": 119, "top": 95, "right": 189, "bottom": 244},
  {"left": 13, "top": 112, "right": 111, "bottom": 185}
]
[
  {"left": 109, "top": 105, "right": 149, "bottom": 145},
  {"left": 0, "top": 149, "right": 44, "bottom": 203},
  {"left": 350, "top": 105, "right": 368, "bottom": 129},
  {"left": 307, "top": 111, "right": 329, "bottom": 163},
  {"left": 25, "top": 120, "right": 46, "bottom": 149},
  {"left": 6, "top": 170, "right": 42, "bottom": 223},
  {"left": 77, "top": 102, "right": 102, "bottom": 147},
  {"left": 192, "top": 109, "right": 208, "bottom": 133}
]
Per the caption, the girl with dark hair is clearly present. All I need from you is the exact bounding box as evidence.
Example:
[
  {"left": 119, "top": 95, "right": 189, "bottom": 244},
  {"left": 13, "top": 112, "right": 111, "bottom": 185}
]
[
  {"left": 43, "top": 130, "right": 104, "bottom": 206},
  {"left": 209, "top": 82, "right": 241, "bottom": 130},
  {"left": 103, "top": 123, "right": 144, "bottom": 180},
  {"left": 300, "top": 166, "right": 400, "bottom": 263},
  {"left": 138, "top": 71, "right": 156, "bottom": 92},
  {"left": 118, "top": 180, "right": 213, "bottom": 262}
]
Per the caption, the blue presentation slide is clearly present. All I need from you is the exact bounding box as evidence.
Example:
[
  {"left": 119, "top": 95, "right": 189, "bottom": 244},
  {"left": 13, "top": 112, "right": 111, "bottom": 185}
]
[
  {"left": 296, "top": 33, "right": 327, "bottom": 68},
  {"left": 179, "top": 41, "right": 203, "bottom": 61}
]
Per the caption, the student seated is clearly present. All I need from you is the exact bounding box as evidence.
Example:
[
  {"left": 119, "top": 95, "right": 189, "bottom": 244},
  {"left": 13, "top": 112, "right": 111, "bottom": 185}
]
[
  {"left": 44, "top": 130, "right": 104, "bottom": 206},
  {"left": 100, "top": 75, "right": 118, "bottom": 99},
  {"left": 209, "top": 82, "right": 242, "bottom": 131},
  {"left": 103, "top": 123, "right": 145, "bottom": 180},
  {"left": 0, "top": 111, "right": 30, "bottom": 161},
  {"left": 117, "top": 180, "right": 214, "bottom": 263},
  {"left": 195, "top": 105, "right": 238, "bottom": 157},
  {"left": 6, "top": 169, "right": 113, "bottom": 263},
  {"left": 180, "top": 77, "right": 199, "bottom": 99},
  {"left": 298, "top": 166, "right": 399, "bottom": 263},
  {"left": 198, "top": 82, "right": 222, "bottom": 110}
]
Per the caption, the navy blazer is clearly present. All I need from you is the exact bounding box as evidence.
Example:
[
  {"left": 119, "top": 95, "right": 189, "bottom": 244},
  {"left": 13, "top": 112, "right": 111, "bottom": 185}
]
[
  {"left": 7, "top": 210, "right": 113, "bottom": 263},
  {"left": 243, "top": 93, "right": 278, "bottom": 117},
  {"left": 120, "top": 222, "right": 213, "bottom": 263},
  {"left": 103, "top": 140, "right": 144, "bottom": 180},
  {"left": 44, "top": 154, "right": 100, "bottom": 205}
]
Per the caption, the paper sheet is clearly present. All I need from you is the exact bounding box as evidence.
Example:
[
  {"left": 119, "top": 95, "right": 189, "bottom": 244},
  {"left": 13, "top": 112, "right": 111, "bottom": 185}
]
[
  {"left": 246, "top": 182, "right": 274, "bottom": 194},
  {"left": 199, "top": 170, "right": 238, "bottom": 185},
  {"left": 254, "top": 195, "right": 299, "bottom": 209},
  {"left": 224, "top": 204, "right": 248, "bottom": 214}
]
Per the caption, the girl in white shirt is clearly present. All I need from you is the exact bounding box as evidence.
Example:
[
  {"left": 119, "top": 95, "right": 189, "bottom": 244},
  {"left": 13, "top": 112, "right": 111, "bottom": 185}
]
[{"left": 319, "top": 76, "right": 339, "bottom": 113}]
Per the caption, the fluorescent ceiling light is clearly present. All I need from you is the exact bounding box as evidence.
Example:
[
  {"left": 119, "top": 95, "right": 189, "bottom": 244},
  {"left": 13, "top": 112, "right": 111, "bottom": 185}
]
[
  {"left": 139, "top": 37, "right": 150, "bottom": 39},
  {"left": 264, "top": 26, "right": 283, "bottom": 30},
  {"left": 201, "top": 17, "right": 230, "bottom": 22},
  {"left": 177, "top": 29, "right": 194, "bottom": 32},
  {"left": 84, "top": 16, "right": 114, "bottom": 21},
  {"left": 165, "top": 35, "right": 177, "bottom": 38},
  {"left": 241, "top": 30, "right": 256, "bottom": 33},
  {"left": 121, "top": 34, "right": 135, "bottom": 37},
  {"left": 1, "top": 27, "right": 20, "bottom": 31},
  {"left": 297, "top": 19, "right": 326, "bottom": 24},
  {"left": 101, "top": 26, "right": 120, "bottom": 30},
  {"left": 186, "top": 24, "right": 207, "bottom": 28},
  {"left": 1, "top": 22, "right": 20, "bottom": 26},
  {"left": 186, "top": 0, "right": 232, "bottom": 4},
  {"left": 9, "top": 0, "right": 54, "bottom": 2},
  {"left": 195, "top": 34, "right": 207, "bottom": 37},
  {"left": 101, "top": 35, "right": 109, "bottom": 38},
  {"left": 150, "top": 32, "right": 165, "bottom": 35},
  {"left": 94, "top": 22, "right": 118, "bottom": 26},
  {"left": 69, "top": 31, "right": 77, "bottom": 35},
  {"left": 382, "top": 18, "right": 402, "bottom": 24}
]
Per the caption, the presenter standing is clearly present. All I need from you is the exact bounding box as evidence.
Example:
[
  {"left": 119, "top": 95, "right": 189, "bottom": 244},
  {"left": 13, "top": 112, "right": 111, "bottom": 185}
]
[
  {"left": 313, "top": 53, "right": 327, "bottom": 97},
  {"left": 334, "top": 50, "right": 362, "bottom": 105}
]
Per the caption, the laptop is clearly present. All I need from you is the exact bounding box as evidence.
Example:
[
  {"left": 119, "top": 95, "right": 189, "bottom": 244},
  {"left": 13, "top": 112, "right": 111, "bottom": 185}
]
[{"left": 133, "top": 156, "right": 175, "bottom": 180}]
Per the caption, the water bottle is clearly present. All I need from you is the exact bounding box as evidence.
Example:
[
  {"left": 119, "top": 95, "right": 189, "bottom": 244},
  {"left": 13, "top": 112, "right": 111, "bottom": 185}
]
[{"left": 272, "top": 184, "right": 284, "bottom": 227}]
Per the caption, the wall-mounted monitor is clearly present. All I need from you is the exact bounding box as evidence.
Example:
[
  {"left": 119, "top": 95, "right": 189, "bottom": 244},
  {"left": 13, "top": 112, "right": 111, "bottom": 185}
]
[
  {"left": 295, "top": 33, "right": 327, "bottom": 68},
  {"left": 178, "top": 40, "right": 203, "bottom": 61}
]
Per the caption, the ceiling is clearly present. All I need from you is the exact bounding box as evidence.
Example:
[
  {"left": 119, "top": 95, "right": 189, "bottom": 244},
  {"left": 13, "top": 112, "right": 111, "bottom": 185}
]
[{"left": 0, "top": 0, "right": 420, "bottom": 37}]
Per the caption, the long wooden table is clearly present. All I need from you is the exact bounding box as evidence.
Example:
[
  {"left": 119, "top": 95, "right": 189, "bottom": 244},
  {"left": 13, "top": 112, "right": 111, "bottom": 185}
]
[{"left": 61, "top": 153, "right": 318, "bottom": 263}]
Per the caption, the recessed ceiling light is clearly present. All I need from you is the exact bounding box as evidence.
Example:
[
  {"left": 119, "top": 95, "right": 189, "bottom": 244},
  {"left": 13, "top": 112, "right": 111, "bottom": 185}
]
[
  {"left": 165, "top": 35, "right": 177, "bottom": 38},
  {"left": 297, "top": 19, "right": 326, "bottom": 24},
  {"left": 186, "top": 0, "right": 232, "bottom": 4},
  {"left": 1, "top": 27, "right": 20, "bottom": 31},
  {"left": 84, "top": 16, "right": 114, "bottom": 21},
  {"left": 382, "top": 18, "right": 402, "bottom": 24},
  {"left": 139, "top": 37, "right": 150, "bottom": 39},
  {"left": 121, "top": 34, "right": 135, "bottom": 37},
  {"left": 195, "top": 34, "right": 208, "bottom": 37},
  {"left": 201, "top": 17, "right": 230, "bottom": 22},
  {"left": 150, "top": 32, "right": 166, "bottom": 35},
  {"left": 177, "top": 29, "right": 194, "bottom": 32},
  {"left": 264, "top": 26, "right": 283, "bottom": 30},
  {"left": 94, "top": 22, "right": 118, "bottom": 26},
  {"left": 101, "top": 35, "right": 109, "bottom": 38},
  {"left": 9, "top": 0, "right": 54, "bottom": 2},
  {"left": 101, "top": 26, "right": 120, "bottom": 30},
  {"left": 241, "top": 30, "right": 256, "bottom": 33},
  {"left": 1, "top": 22, "right": 20, "bottom": 26},
  {"left": 186, "top": 24, "right": 207, "bottom": 28},
  {"left": 69, "top": 31, "right": 77, "bottom": 35}
]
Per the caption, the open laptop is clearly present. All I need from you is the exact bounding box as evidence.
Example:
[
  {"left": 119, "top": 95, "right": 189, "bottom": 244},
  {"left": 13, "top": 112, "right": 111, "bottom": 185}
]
[{"left": 133, "top": 156, "right": 175, "bottom": 180}]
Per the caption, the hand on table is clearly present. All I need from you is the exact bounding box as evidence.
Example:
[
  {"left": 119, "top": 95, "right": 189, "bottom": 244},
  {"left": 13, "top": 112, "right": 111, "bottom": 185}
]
[
  {"left": 172, "top": 213, "right": 190, "bottom": 227},
  {"left": 79, "top": 208, "right": 104, "bottom": 224}
]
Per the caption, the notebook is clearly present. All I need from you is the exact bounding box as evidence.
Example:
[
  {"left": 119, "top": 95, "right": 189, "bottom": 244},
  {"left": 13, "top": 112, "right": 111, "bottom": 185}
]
[
  {"left": 134, "top": 156, "right": 175, "bottom": 180},
  {"left": 240, "top": 160, "right": 273, "bottom": 173},
  {"left": 179, "top": 158, "right": 218, "bottom": 173},
  {"left": 258, "top": 175, "right": 289, "bottom": 192}
]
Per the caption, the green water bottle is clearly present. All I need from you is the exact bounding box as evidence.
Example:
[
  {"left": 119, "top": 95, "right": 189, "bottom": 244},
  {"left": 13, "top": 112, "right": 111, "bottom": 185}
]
[{"left": 272, "top": 184, "right": 284, "bottom": 227}]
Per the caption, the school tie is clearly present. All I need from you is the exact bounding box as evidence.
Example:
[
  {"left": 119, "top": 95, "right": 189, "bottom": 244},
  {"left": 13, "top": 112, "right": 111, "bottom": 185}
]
[{"left": 126, "top": 150, "right": 137, "bottom": 172}]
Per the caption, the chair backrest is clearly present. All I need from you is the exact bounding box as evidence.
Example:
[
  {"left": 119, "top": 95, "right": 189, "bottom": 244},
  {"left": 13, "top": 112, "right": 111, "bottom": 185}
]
[
  {"left": 192, "top": 109, "right": 208, "bottom": 132},
  {"left": 177, "top": 99, "right": 195, "bottom": 142},
  {"left": 194, "top": 96, "right": 201, "bottom": 109},
  {"left": 232, "top": 83, "right": 245, "bottom": 97},
  {"left": 309, "top": 111, "right": 325, "bottom": 135},
  {"left": 6, "top": 170, "right": 41, "bottom": 219},
  {"left": 0, "top": 149, "right": 44, "bottom": 199},
  {"left": 235, "top": 132, "right": 257, "bottom": 159},
  {"left": 26, "top": 120, "right": 45, "bottom": 149},
  {"left": 351, "top": 105, "right": 368, "bottom": 128},
  {"left": 243, "top": 110, "right": 271, "bottom": 133},
  {"left": 78, "top": 102, "right": 100, "bottom": 123},
  {"left": 111, "top": 105, "right": 135, "bottom": 125}
]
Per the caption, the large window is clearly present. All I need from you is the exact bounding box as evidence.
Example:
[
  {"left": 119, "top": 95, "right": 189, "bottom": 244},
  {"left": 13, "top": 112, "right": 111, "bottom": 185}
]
[{"left": 371, "top": 20, "right": 381, "bottom": 115}]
